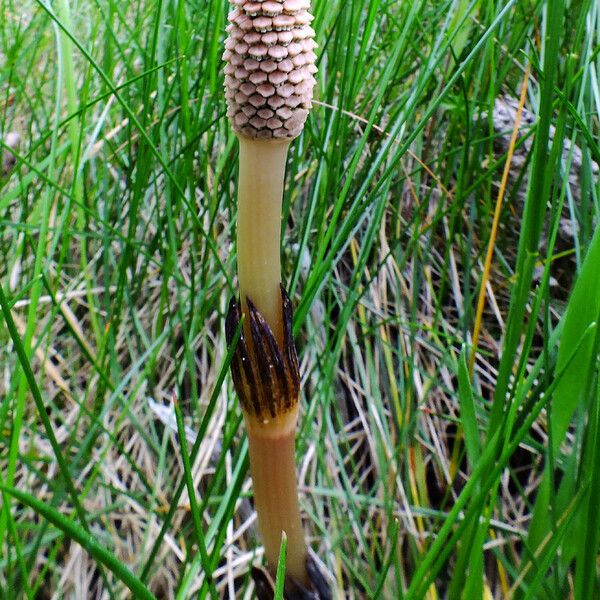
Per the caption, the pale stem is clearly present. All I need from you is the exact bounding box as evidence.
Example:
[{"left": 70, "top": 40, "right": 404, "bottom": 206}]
[
  {"left": 246, "top": 408, "right": 308, "bottom": 586},
  {"left": 236, "top": 135, "right": 291, "bottom": 348}
]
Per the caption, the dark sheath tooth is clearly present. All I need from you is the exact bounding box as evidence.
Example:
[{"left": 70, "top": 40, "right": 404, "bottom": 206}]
[{"left": 226, "top": 287, "right": 300, "bottom": 420}]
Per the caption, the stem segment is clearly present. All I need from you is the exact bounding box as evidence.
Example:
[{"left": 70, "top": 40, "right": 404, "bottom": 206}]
[
  {"left": 246, "top": 411, "right": 307, "bottom": 586},
  {"left": 237, "top": 135, "right": 291, "bottom": 347}
]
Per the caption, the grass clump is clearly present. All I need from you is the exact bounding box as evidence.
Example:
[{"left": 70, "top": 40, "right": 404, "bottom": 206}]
[{"left": 0, "top": 1, "right": 599, "bottom": 598}]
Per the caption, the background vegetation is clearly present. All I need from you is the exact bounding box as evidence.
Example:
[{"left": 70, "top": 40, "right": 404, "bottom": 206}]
[{"left": 1, "top": 0, "right": 599, "bottom": 598}]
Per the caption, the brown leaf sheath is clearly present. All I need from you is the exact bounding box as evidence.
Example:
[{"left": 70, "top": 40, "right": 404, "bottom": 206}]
[{"left": 226, "top": 284, "right": 300, "bottom": 421}]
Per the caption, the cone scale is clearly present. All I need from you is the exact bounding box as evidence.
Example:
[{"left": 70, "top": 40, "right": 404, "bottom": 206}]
[{"left": 223, "top": 1, "right": 329, "bottom": 597}]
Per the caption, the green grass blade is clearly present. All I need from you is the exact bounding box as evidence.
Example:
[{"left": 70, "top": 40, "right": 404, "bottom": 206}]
[
  {"left": 574, "top": 363, "right": 600, "bottom": 599},
  {"left": 274, "top": 533, "right": 287, "bottom": 600},
  {"left": 549, "top": 224, "right": 600, "bottom": 452},
  {"left": 520, "top": 486, "right": 588, "bottom": 600},
  {"left": 458, "top": 346, "right": 481, "bottom": 467},
  {"left": 529, "top": 224, "right": 600, "bottom": 552},
  {"left": 173, "top": 393, "right": 219, "bottom": 600},
  {"left": 0, "top": 281, "right": 89, "bottom": 530},
  {"left": 0, "top": 483, "right": 157, "bottom": 600},
  {"left": 140, "top": 319, "right": 242, "bottom": 582}
]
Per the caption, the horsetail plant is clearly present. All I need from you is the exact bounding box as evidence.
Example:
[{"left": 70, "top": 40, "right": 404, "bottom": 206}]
[{"left": 222, "top": 1, "right": 330, "bottom": 597}]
